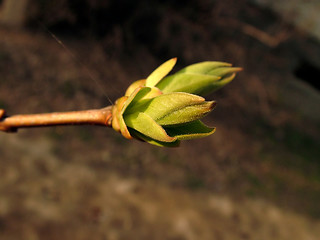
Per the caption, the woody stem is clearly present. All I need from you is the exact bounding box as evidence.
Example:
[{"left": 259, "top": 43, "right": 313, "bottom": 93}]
[{"left": 0, "top": 106, "right": 113, "bottom": 132}]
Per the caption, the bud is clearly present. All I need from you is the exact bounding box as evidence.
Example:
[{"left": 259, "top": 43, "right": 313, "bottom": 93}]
[
  {"left": 111, "top": 58, "right": 240, "bottom": 147},
  {"left": 112, "top": 86, "right": 215, "bottom": 147}
]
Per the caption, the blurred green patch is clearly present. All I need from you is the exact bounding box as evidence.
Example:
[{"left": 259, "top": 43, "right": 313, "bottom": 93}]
[
  {"left": 0, "top": 99, "right": 8, "bottom": 109},
  {"left": 296, "top": 187, "right": 320, "bottom": 218},
  {"left": 47, "top": 128, "right": 65, "bottom": 141},
  {"left": 76, "top": 126, "right": 94, "bottom": 142},
  {"left": 59, "top": 80, "right": 77, "bottom": 99},
  {"left": 270, "top": 127, "right": 320, "bottom": 183},
  {"left": 244, "top": 119, "right": 320, "bottom": 218},
  {"left": 0, "top": 50, "right": 11, "bottom": 83},
  {"left": 0, "top": 50, "right": 10, "bottom": 62},
  {"left": 254, "top": 120, "right": 320, "bottom": 181},
  {"left": 246, "top": 172, "right": 264, "bottom": 189},
  {"left": 281, "top": 125, "right": 320, "bottom": 165},
  {"left": 185, "top": 174, "right": 205, "bottom": 190}
]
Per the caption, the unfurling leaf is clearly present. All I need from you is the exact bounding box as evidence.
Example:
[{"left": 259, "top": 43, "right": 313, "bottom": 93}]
[{"left": 111, "top": 58, "right": 241, "bottom": 147}]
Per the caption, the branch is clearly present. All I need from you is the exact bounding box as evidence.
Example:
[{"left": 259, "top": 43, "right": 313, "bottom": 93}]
[
  {"left": 0, "top": 59, "right": 241, "bottom": 146},
  {"left": 0, "top": 106, "right": 112, "bottom": 132}
]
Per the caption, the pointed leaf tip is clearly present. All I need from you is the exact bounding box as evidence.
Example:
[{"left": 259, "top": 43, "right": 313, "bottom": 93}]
[
  {"left": 165, "top": 120, "right": 216, "bottom": 140},
  {"left": 146, "top": 58, "right": 177, "bottom": 87},
  {"left": 125, "top": 112, "right": 177, "bottom": 142}
]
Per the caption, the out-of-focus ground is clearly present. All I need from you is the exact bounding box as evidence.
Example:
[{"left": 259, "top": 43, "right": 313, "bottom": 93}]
[{"left": 0, "top": 0, "right": 320, "bottom": 239}]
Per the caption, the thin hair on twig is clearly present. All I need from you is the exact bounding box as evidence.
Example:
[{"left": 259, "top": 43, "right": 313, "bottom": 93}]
[{"left": 39, "top": 23, "right": 114, "bottom": 106}]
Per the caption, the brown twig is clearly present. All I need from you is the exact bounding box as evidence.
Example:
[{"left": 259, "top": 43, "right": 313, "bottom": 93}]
[
  {"left": 218, "top": 18, "right": 290, "bottom": 48},
  {"left": 0, "top": 106, "right": 113, "bottom": 132}
]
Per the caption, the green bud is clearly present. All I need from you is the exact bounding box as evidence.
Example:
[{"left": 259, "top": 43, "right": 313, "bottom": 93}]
[
  {"left": 112, "top": 87, "right": 215, "bottom": 147},
  {"left": 111, "top": 58, "right": 240, "bottom": 147}
]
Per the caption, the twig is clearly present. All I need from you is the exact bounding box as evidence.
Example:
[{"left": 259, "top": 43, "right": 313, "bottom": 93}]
[
  {"left": 0, "top": 106, "right": 113, "bottom": 132},
  {"left": 219, "top": 18, "right": 290, "bottom": 48}
]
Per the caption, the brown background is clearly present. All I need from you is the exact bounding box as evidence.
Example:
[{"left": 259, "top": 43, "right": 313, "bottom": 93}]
[{"left": 0, "top": 0, "right": 320, "bottom": 239}]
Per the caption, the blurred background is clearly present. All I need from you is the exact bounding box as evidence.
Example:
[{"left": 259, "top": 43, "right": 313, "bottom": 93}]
[{"left": 0, "top": 0, "right": 320, "bottom": 239}]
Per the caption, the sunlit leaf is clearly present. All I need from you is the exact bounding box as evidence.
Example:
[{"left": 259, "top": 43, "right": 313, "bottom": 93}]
[
  {"left": 165, "top": 120, "right": 215, "bottom": 140},
  {"left": 156, "top": 73, "right": 220, "bottom": 95},
  {"left": 145, "top": 58, "right": 177, "bottom": 87},
  {"left": 125, "top": 112, "right": 176, "bottom": 142},
  {"left": 129, "top": 128, "right": 180, "bottom": 147},
  {"left": 177, "top": 61, "right": 231, "bottom": 75}
]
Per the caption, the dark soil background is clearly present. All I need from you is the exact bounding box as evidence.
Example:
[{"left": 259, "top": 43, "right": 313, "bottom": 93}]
[{"left": 0, "top": 0, "right": 320, "bottom": 239}]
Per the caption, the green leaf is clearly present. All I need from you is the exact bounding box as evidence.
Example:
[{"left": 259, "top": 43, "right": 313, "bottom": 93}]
[
  {"left": 177, "top": 61, "right": 231, "bottom": 75},
  {"left": 122, "top": 87, "right": 162, "bottom": 115},
  {"left": 125, "top": 112, "right": 176, "bottom": 142},
  {"left": 146, "top": 58, "right": 177, "bottom": 87},
  {"left": 165, "top": 120, "right": 216, "bottom": 140},
  {"left": 129, "top": 128, "right": 180, "bottom": 147},
  {"left": 156, "top": 73, "right": 220, "bottom": 95},
  {"left": 156, "top": 101, "right": 215, "bottom": 126},
  {"left": 201, "top": 73, "right": 237, "bottom": 94},
  {"left": 137, "top": 92, "right": 210, "bottom": 124},
  {"left": 125, "top": 79, "right": 146, "bottom": 96},
  {"left": 207, "top": 67, "right": 243, "bottom": 77}
]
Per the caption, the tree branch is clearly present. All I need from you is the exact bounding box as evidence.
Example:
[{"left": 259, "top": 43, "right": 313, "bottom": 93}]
[{"left": 0, "top": 106, "right": 113, "bottom": 132}]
